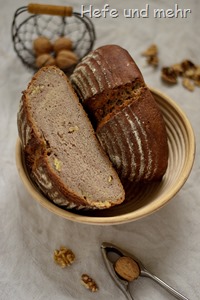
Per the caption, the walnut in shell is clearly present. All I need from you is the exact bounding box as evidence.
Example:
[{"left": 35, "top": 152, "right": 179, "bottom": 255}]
[
  {"left": 36, "top": 54, "right": 56, "bottom": 68},
  {"left": 56, "top": 50, "right": 78, "bottom": 69},
  {"left": 53, "top": 37, "right": 73, "bottom": 54},
  {"left": 33, "top": 36, "right": 53, "bottom": 56},
  {"left": 114, "top": 256, "right": 140, "bottom": 281}
]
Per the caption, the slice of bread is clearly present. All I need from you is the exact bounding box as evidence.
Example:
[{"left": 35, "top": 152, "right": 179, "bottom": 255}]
[
  {"left": 17, "top": 66, "right": 125, "bottom": 209},
  {"left": 71, "top": 45, "right": 169, "bottom": 182}
]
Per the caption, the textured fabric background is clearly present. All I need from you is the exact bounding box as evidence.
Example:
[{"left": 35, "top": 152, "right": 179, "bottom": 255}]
[{"left": 0, "top": 0, "right": 199, "bottom": 299}]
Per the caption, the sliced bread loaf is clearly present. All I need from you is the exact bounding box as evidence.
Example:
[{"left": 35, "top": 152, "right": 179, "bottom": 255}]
[
  {"left": 71, "top": 45, "right": 169, "bottom": 182},
  {"left": 17, "top": 66, "right": 125, "bottom": 209}
]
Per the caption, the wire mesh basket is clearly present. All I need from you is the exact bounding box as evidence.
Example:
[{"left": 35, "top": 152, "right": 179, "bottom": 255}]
[{"left": 11, "top": 3, "right": 96, "bottom": 75}]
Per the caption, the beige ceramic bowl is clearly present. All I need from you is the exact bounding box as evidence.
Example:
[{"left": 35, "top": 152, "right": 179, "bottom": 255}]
[{"left": 16, "top": 88, "right": 195, "bottom": 225}]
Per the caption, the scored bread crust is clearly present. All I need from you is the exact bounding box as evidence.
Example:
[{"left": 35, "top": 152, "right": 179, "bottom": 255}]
[
  {"left": 17, "top": 66, "right": 125, "bottom": 210},
  {"left": 71, "top": 45, "right": 169, "bottom": 182},
  {"left": 96, "top": 88, "right": 168, "bottom": 181}
]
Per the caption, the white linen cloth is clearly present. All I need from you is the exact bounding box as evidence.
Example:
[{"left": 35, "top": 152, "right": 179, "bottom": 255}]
[{"left": 1, "top": 0, "right": 200, "bottom": 299}]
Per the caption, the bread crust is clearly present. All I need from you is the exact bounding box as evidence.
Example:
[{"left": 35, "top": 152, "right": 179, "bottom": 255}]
[
  {"left": 97, "top": 87, "right": 168, "bottom": 181},
  {"left": 71, "top": 45, "right": 169, "bottom": 182},
  {"left": 17, "top": 66, "right": 125, "bottom": 209},
  {"left": 71, "top": 45, "right": 144, "bottom": 102}
]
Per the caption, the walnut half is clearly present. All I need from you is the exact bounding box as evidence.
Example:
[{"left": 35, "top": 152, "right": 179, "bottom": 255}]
[
  {"left": 81, "top": 274, "right": 98, "bottom": 292},
  {"left": 161, "top": 67, "right": 178, "bottom": 84},
  {"left": 142, "top": 44, "right": 159, "bottom": 67},
  {"left": 54, "top": 246, "right": 75, "bottom": 268},
  {"left": 182, "top": 78, "right": 195, "bottom": 92},
  {"left": 161, "top": 59, "right": 200, "bottom": 91}
]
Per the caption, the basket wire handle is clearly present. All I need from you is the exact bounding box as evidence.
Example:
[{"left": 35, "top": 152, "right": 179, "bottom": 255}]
[{"left": 27, "top": 3, "right": 73, "bottom": 16}]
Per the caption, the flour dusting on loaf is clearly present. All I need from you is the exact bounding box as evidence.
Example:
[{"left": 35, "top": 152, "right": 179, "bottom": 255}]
[
  {"left": 17, "top": 66, "right": 125, "bottom": 210},
  {"left": 71, "top": 45, "right": 169, "bottom": 182}
]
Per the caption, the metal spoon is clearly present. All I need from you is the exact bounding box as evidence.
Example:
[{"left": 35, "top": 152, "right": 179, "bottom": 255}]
[{"left": 101, "top": 242, "right": 190, "bottom": 300}]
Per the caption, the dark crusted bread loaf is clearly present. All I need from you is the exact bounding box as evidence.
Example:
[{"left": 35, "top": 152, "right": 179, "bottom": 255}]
[
  {"left": 17, "top": 66, "right": 125, "bottom": 209},
  {"left": 71, "top": 45, "right": 169, "bottom": 182}
]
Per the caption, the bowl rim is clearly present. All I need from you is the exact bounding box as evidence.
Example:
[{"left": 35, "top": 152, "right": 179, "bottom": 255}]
[{"left": 15, "top": 87, "right": 196, "bottom": 225}]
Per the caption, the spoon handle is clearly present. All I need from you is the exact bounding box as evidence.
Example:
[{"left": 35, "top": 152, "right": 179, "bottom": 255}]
[{"left": 143, "top": 271, "right": 190, "bottom": 300}]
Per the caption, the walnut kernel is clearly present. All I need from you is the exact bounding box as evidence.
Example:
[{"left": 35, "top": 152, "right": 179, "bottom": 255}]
[
  {"left": 193, "top": 66, "right": 200, "bottom": 80},
  {"left": 81, "top": 274, "right": 98, "bottom": 292},
  {"left": 184, "top": 69, "right": 196, "bottom": 79},
  {"left": 147, "top": 55, "right": 159, "bottom": 67},
  {"left": 182, "top": 78, "right": 195, "bottom": 92},
  {"left": 54, "top": 246, "right": 75, "bottom": 268},
  {"left": 161, "top": 67, "right": 178, "bottom": 84},
  {"left": 171, "top": 63, "right": 184, "bottom": 76},
  {"left": 68, "top": 125, "right": 79, "bottom": 133},
  {"left": 142, "top": 44, "right": 158, "bottom": 57},
  {"left": 160, "top": 59, "right": 200, "bottom": 91},
  {"left": 181, "top": 59, "right": 196, "bottom": 72},
  {"left": 54, "top": 158, "right": 62, "bottom": 172},
  {"left": 108, "top": 175, "right": 113, "bottom": 182},
  {"left": 142, "top": 44, "right": 159, "bottom": 67},
  {"left": 194, "top": 80, "right": 200, "bottom": 87}
]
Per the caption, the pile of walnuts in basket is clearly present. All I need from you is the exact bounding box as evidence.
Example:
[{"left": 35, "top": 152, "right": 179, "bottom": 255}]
[{"left": 33, "top": 36, "right": 78, "bottom": 70}]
